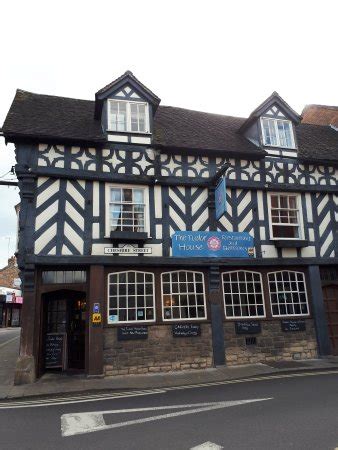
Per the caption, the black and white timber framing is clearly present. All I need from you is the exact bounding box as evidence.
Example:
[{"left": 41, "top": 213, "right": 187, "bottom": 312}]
[{"left": 2, "top": 70, "right": 338, "bottom": 381}]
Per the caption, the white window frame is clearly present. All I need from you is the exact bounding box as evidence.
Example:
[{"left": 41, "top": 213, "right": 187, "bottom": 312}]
[
  {"left": 260, "top": 117, "right": 296, "bottom": 149},
  {"left": 222, "top": 270, "right": 266, "bottom": 319},
  {"left": 268, "top": 270, "right": 310, "bottom": 318},
  {"left": 161, "top": 270, "right": 207, "bottom": 322},
  {"left": 105, "top": 184, "right": 150, "bottom": 237},
  {"left": 107, "top": 99, "right": 150, "bottom": 134},
  {"left": 267, "top": 192, "right": 303, "bottom": 240},
  {"left": 107, "top": 271, "right": 156, "bottom": 324}
]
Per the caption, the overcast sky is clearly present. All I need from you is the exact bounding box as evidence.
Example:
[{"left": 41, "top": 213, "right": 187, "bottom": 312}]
[{"left": 0, "top": 0, "right": 337, "bottom": 267}]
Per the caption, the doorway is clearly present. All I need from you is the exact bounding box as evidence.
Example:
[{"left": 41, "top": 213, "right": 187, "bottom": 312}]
[
  {"left": 322, "top": 284, "right": 338, "bottom": 356},
  {"left": 43, "top": 290, "right": 86, "bottom": 371}
]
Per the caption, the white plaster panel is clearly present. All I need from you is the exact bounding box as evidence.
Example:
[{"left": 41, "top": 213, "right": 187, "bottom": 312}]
[
  {"left": 35, "top": 200, "right": 59, "bottom": 231},
  {"left": 34, "top": 223, "right": 57, "bottom": 254},
  {"left": 64, "top": 222, "right": 84, "bottom": 254},
  {"left": 65, "top": 201, "right": 84, "bottom": 230},
  {"left": 155, "top": 225, "right": 162, "bottom": 240},
  {"left": 261, "top": 245, "right": 278, "bottom": 258},
  {"left": 130, "top": 136, "right": 151, "bottom": 145},
  {"left": 301, "top": 246, "right": 316, "bottom": 258},
  {"left": 107, "top": 135, "right": 129, "bottom": 143},
  {"left": 281, "top": 248, "right": 297, "bottom": 258},
  {"left": 154, "top": 186, "right": 162, "bottom": 219},
  {"left": 93, "top": 182, "right": 100, "bottom": 216},
  {"left": 36, "top": 179, "right": 60, "bottom": 208},
  {"left": 92, "top": 223, "right": 100, "bottom": 239}
]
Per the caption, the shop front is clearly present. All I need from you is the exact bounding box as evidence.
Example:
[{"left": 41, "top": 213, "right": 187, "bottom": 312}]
[
  {"left": 101, "top": 264, "right": 318, "bottom": 376},
  {"left": 0, "top": 287, "right": 23, "bottom": 327}
]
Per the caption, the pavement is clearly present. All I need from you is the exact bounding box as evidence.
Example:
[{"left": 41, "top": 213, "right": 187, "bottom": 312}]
[
  {"left": 1, "top": 327, "right": 338, "bottom": 400},
  {"left": 0, "top": 327, "right": 20, "bottom": 399}
]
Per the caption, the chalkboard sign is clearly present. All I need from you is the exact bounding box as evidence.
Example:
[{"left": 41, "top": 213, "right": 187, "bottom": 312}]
[
  {"left": 117, "top": 326, "right": 148, "bottom": 341},
  {"left": 281, "top": 320, "right": 306, "bottom": 332},
  {"left": 172, "top": 323, "right": 201, "bottom": 337},
  {"left": 235, "top": 321, "right": 261, "bottom": 335},
  {"left": 45, "top": 333, "right": 66, "bottom": 369}
]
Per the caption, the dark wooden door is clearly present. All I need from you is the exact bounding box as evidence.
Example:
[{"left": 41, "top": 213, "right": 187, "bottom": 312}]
[
  {"left": 44, "top": 291, "right": 86, "bottom": 371},
  {"left": 322, "top": 285, "right": 338, "bottom": 355},
  {"left": 68, "top": 298, "right": 86, "bottom": 369}
]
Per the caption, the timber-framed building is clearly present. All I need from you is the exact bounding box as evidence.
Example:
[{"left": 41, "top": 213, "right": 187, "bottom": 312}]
[{"left": 2, "top": 71, "right": 338, "bottom": 383}]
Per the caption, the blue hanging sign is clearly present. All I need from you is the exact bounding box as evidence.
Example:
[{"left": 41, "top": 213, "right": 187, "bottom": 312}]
[
  {"left": 215, "top": 177, "right": 227, "bottom": 220},
  {"left": 172, "top": 231, "right": 254, "bottom": 258}
]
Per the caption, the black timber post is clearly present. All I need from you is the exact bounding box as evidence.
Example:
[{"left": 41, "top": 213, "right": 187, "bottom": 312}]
[
  {"left": 208, "top": 163, "right": 229, "bottom": 366},
  {"left": 308, "top": 265, "right": 331, "bottom": 356},
  {"left": 209, "top": 266, "right": 225, "bottom": 366}
]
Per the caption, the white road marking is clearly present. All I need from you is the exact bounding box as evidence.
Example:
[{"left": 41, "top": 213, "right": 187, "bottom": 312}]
[
  {"left": 61, "top": 398, "right": 272, "bottom": 437},
  {"left": 191, "top": 442, "right": 224, "bottom": 450},
  {"left": 1, "top": 369, "right": 337, "bottom": 409},
  {"left": 0, "top": 389, "right": 166, "bottom": 409}
]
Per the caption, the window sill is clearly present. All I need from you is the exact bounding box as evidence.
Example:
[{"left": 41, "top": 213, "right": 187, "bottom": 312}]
[
  {"left": 109, "top": 231, "right": 149, "bottom": 243},
  {"left": 106, "top": 130, "right": 152, "bottom": 136},
  {"left": 271, "top": 239, "right": 309, "bottom": 248}
]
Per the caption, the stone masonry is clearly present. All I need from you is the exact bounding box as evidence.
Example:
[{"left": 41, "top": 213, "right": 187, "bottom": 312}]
[
  {"left": 104, "top": 323, "right": 213, "bottom": 376},
  {"left": 224, "top": 319, "right": 318, "bottom": 365}
]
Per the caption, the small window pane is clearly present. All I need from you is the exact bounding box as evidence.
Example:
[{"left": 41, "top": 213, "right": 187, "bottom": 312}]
[
  {"left": 161, "top": 271, "right": 206, "bottom": 321},
  {"left": 108, "top": 272, "right": 155, "bottom": 323},
  {"left": 268, "top": 271, "right": 309, "bottom": 317},
  {"left": 222, "top": 271, "right": 265, "bottom": 318}
]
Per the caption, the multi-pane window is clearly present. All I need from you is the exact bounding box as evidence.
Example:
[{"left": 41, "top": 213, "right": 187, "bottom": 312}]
[
  {"left": 109, "top": 186, "right": 146, "bottom": 233},
  {"left": 42, "top": 271, "right": 86, "bottom": 284},
  {"left": 268, "top": 271, "right": 309, "bottom": 317},
  {"left": 47, "top": 299, "right": 67, "bottom": 333},
  {"left": 108, "top": 100, "right": 149, "bottom": 133},
  {"left": 269, "top": 193, "right": 301, "bottom": 239},
  {"left": 107, "top": 271, "right": 155, "bottom": 323},
  {"left": 222, "top": 271, "right": 265, "bottom": 318},
  {"left": 108, "top": 100, "right": 127, "bottom": 131},
  {"left": 161, "top": 271, "right": 206, "bottom": 321},
  {"left": 261, "top": 118, "right": 294, "bottom": 148}
]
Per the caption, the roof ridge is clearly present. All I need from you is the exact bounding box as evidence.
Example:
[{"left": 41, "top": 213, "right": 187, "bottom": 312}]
[
  {"left": 158, "top": 104, "right": 246, "bottom": 121},
  {"left": 16, "top": 89, "right": 93, "bottom": 103},
  {"left": 303, "top": 104, "right": 338, "bottom": 111}
]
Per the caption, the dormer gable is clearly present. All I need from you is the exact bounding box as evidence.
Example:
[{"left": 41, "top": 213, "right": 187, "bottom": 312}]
[
  {"left": 239, "top": 92, "right": 302, "bottom": 155},
  {"left": 94, "top": 71, "right": 161, "bottom": 144}
]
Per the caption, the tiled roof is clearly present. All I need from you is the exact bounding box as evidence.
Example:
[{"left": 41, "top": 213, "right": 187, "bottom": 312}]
[
  {"left": 302, "top": 104, "right": 338, "bottom": 127},
  {"left": 2, "top": 90, "right": 338, "bottom": 162}
]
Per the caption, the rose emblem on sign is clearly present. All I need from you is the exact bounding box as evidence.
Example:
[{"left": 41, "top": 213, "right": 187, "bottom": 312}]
[{"left": 207, "top": 236, "right": 221, "bottom": 251}]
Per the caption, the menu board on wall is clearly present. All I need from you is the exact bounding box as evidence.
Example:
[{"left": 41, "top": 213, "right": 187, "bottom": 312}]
[
  {"left": 281, "top": 320, "right": 306, "bottom": 332},
  {"left": 117, "top": 326, "right": 148, "bottom": 341},
  {"left": 45, "top": 333, "right": 67, "bottom": 369},
  {"left": 172, "top": 323, "right": 201, "bottom": 337},
  {"left": 235, "top": 321, "right": 262, "bottom": 335}
]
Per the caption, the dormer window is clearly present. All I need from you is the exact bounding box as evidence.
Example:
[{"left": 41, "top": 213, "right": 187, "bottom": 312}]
[
  {"left": 108, "top": 99, "right": 149, "bottom": 133},
  {"left": 261, "top": 117, "right": 295, "bottom": 149}
]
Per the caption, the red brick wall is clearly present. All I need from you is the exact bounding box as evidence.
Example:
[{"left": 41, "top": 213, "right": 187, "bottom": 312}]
[{"left": 0, "top": 256, "right": 19, "bottom": 288}]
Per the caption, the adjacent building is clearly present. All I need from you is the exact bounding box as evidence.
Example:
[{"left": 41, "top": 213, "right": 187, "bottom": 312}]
[
  {"left": 302, "top": 104, "right": 338, "bottom": 128},
  {"left": 0, "top": 256, "right": 23, "bottom": 327},
  {"left": 2, "top": 72, "right": 338, "bottom": 384}
]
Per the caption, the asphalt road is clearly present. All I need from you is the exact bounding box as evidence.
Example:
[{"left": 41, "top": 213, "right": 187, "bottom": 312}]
[{"left": 1, "top": 370, "right": 338, "bottom": 450}]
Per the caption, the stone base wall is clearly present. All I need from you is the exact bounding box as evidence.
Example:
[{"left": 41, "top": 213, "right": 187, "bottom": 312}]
[
  {"left": 224, "top": 319, "right": 318, "bottom": 366},
  {"left": 104, "top": 324, "right": 213, "bottom": 376}
]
